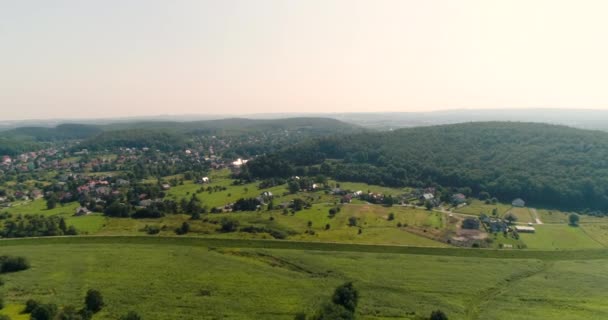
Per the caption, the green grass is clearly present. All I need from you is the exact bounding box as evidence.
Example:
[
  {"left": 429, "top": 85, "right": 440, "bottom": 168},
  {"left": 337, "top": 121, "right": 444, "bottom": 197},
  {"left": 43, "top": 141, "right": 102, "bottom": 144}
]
[
  {"left": 1, "top": 237, "right": 608, "bottom": 319},
  {"left": 165, "top": 180, "right": 288, "bottom": 209},
  {"left": 65, "top": 214, "right": 107, "bottom": 234},
  {"left": 0, "top": 304, "right": 29, "bottom": 320},
  {"left": 453, "top": 200, "right": 511, "bottom": 216},
  {"left": 520, "top": 225, "right": 605, "bottom": 250}
]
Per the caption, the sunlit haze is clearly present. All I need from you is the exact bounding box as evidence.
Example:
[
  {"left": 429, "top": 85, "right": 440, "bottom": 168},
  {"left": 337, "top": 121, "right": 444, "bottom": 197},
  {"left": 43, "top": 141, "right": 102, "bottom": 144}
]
[{"left": 2, "top": 0, "right": 608, "bottom": 120}]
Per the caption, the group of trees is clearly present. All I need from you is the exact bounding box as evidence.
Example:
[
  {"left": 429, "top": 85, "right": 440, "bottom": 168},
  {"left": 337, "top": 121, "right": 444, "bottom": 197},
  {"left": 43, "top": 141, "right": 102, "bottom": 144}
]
[
  {"left": 18, "top": 289, "right": 142, "bottom": 320},
  {"left": 0, "top": 215, "right": 77, "bottom": 238}
]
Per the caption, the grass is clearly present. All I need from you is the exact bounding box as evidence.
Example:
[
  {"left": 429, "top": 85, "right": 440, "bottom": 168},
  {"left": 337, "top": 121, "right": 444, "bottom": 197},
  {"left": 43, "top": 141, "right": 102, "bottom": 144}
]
[
  {"left": 1, "top": 237, "right": 608, "bottom": 319},
  {"left": 330, "top": 181, "right": 409, "bottom": 197},
  {"left": 520, "top": 224, "right": 605, "bottom": 250},
  {"left": 453, "top": 200, "right": 511, "bottom": 216}
]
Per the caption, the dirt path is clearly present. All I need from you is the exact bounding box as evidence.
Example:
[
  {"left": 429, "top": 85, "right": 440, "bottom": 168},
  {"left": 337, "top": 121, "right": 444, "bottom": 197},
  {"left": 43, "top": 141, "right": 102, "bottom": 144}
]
[{"left": 530, "top": 208, "right": 543, "bottom": 224}]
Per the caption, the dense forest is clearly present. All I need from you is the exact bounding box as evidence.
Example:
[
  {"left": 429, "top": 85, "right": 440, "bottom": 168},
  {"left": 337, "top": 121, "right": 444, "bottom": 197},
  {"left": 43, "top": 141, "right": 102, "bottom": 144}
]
[{"left": 245, "top": 122, "right": 608, "bottom": 213}]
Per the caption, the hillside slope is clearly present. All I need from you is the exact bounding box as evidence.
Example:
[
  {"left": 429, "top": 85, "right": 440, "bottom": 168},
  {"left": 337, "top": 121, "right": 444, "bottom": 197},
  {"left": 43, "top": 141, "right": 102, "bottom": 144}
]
[{"left": 254, "top": 122, "right": 608, "bottom": 212}]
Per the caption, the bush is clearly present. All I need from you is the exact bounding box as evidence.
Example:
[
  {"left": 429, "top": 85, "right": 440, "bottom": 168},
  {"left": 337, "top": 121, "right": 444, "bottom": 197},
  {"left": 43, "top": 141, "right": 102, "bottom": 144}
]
[
  {"left": 348, "top": 217, "right": 357, "bottom": 227},
  {"left": 31, "top": 304, "right": 58, "bottom": 320},
  {"left": 332, "top": 282, "right": 359, "bottom": 312},
  {"left": 85, "top": 289, "right": 104, "bottom": 313},
  {"left": 0, "top": 315, "right": 10, "bottom": 320},
  {"left": 175, "top": 222, "right": 190, "bottom": 235},
  {"left": 120, "top": 311, "right": 142, "bottom": 320},
  {"left": 219, "top": 218, "right": 239, "bottom": 233},
  {"left": 24, "top": 299, "right": 40, "bottom": 313},
  {"left": 430, "top": 310, "right": 448, "bottom": 320},
  {"left": 23, "top": 299, "right": 40, "bottom": 313},
  {"left": 0, "top": 297, "right": 4, "bottom": 309},
  {"left": 145, "top": 225, "right": 160, "bottom": 235},
  {"left": 569, "top": 213, "right": 580, "bottom": 226},
  {"left": 0, "top": 256, "right": 29, "bottom": 273},
  {"left": 312, "top": 303, "right": 353, "bottom": 320}
]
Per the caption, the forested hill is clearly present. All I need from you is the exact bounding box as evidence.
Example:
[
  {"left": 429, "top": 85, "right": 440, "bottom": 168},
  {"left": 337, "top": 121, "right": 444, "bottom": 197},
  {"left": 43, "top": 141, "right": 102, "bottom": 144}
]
[{"left": 249, "top": 122, "right": 608, "bottom": 212}]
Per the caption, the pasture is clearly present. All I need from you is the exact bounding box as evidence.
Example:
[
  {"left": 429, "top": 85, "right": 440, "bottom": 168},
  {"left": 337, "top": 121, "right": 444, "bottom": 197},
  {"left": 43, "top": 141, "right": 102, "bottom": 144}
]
[{"left": 519, "top": 224, "right": 605, "bottom": 250}]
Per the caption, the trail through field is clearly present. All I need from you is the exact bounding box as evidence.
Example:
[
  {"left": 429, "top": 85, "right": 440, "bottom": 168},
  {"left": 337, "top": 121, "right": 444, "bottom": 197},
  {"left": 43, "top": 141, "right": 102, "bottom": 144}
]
[
  {"left": 464, "top": 261, "right": 552, "bottom": 320},
  {"left": 530, "top": 208, "right": 543, "bottom": 224}
]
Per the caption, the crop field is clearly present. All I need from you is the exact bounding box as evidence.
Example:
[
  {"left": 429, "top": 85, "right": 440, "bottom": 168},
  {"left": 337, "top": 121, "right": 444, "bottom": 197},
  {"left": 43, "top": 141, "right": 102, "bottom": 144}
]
[
  {"left": 453, "top": 200, "right": 511, "bottom": 216},
  {"left": 0, "top": 237, "right": 608, "bottom": 319},
  {"left": 519, "top": 224, "right": 605, "bottom": 250}
]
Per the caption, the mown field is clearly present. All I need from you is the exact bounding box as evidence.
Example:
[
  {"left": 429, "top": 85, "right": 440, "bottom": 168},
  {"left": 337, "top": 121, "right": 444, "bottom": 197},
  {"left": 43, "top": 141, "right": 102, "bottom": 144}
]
[{"left": 1, "top": 237, "right": 608, "bottom": 320}]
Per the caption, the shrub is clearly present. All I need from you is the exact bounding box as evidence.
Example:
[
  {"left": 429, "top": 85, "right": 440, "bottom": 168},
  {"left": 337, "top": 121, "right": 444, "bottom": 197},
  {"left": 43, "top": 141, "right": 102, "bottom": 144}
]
[
  {"left": 0, "top": 256, "right": 29, "bottom": 273},
  {"left": 219, "top": 218, "right": 239, "bottom": 233},
  {"left": 175, "top": 222, "right": 190, "bottom": 235},
  {"left": 85, "top": 289, "right": 104, "bottom": 313}
]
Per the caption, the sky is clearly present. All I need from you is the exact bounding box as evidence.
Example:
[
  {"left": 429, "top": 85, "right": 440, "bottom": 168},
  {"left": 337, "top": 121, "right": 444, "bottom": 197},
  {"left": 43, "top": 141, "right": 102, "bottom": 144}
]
[{"left": 1, "top": 0, "right": 608, "bottom": 120}]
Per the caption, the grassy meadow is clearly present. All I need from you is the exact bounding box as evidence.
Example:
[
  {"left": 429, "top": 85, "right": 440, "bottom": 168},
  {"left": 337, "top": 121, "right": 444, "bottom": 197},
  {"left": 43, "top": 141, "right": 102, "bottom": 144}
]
[{"left": 1, "top": 238, "right": 608, "bottom": 319}]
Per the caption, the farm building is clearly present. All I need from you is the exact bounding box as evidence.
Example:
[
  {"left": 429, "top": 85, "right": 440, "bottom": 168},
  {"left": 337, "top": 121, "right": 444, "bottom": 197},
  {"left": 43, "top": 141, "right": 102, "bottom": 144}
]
[
  {"left": 512, "top": 198, "right": 525, "bottom": 207},
  {"left": 514, "top": 225, "right": 535, "bottom": 233}
]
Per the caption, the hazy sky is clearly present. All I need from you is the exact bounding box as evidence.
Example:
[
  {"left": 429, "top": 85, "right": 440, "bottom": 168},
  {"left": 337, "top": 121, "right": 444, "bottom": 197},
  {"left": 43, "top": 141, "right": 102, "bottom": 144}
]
[{"left": 1, "top": 0, "right": 608, "bottom": 120}]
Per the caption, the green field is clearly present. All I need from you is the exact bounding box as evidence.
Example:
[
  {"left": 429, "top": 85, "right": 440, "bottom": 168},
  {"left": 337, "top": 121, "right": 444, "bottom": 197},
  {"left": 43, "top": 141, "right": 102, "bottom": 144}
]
[
  {"left": 1, "top": 237, "right": 608, "bottom": 319},
  {"left": 520, "top": 224, "right": 605, "bottom": 250},
  {"left": 2, "top": 199, "right": 79, "bottom": 217}
]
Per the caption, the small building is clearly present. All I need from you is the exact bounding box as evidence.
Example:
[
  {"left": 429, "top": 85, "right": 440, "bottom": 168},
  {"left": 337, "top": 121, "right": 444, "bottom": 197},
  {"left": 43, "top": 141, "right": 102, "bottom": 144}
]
[
  {"left": 161, "top": 184, "right": 171, "bottom": 190},
  {"left": 201, "top": 177, "right": 210, "bottom": 183},
  {"left": 75, "top": 206, "right": 91, "bottom": 216},
  {"left": 451, "top": 193, "right": 467, "bottom": 205},
  {"left": 514, "top": 225, "right": 535, "bottom": 233},
  {"left": 512, "top": 198, "right": 525, "bottom": 207},
  {"left": 421, "top": 193, "right": 434, "bottom": 201}
]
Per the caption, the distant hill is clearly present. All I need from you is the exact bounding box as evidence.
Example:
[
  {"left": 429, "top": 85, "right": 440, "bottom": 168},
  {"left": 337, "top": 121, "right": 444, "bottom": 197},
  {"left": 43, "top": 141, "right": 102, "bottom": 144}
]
[
  {"left": 250, "top": 122, "right": 608, "bottom": 212},
  {"left": 1, "top": 124, "right": 102, "bottom": 141},
  {"left": 99, "top": 117, "right": 363, "bottom": 135}
]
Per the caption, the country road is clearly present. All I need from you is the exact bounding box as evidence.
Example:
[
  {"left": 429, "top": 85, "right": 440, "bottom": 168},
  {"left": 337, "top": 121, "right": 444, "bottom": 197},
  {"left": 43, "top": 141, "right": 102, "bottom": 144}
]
[{"left": 530, "top": 208, "right": 543, "bottom": 224}]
